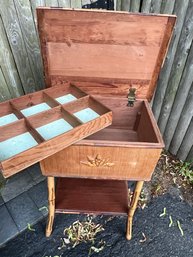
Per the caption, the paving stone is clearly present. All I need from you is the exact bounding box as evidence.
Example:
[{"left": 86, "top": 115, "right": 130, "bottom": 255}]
[
  {"left": 0, "top": 195, "right": 4, "bottom": 206},
  {"left": 1, "top": 170, "right": 35, "bottom": 202},
  {"left": 28, "top": 180, "right": 48, "bottom": 217},
  {"left": 0, "top": 205, "right": 19, "bottom": 246},
  {"left": 2, "top": 194, "right": 193, "bottom": 257},
  {"left": 6, "top": 192, "right": 43, "bottom": 232},
  {"left": 27, "top": 164, "right": 45, "bottom": 184}
]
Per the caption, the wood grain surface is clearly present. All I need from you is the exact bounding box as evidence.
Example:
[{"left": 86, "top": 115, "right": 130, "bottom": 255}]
[
  {"left": 0, "top": 68, "right": 12, "bottom": 101},
  {"left": 45, "top": 0, "right": 59, "bottom": 7},
  {"left": 40, "top": 96, "right": 163, "bottom": 181},
  {"left": 37, "top": 8, "right": 175, "bottom": 101},
  {"left": 0, "top": 0, "right": 38, "bottom": 93},
  {"left": 1, "top": 1, "right": 190, "bottom": 162},
  {"left": 66, "top": 81, "right": 150, "bottom": 99},
  {"left": 41, "top": 146, "right": 162, "bottom": 181},
  {"left": 14, "top": 0, "right": 44, "bottom": 90},
  {"left": 0, "top": 84, "right": 112, "bottom": 178},
  {"left": 147, "top": 16, "right": 176, "bottom": 101},
  {"left": 141, "top": 0, "right": 152, "bottom": 13},
  {"left": 55, "top": 177, "right": 128, "bottom": 215},
  {"left": 152, "top": 0, "right": 189, "bottom": 120},
  {"left": 47, "top": 42, "right": 160, "bottom": 81},
  {"left": 2, "top": 110, "right": 112, "bottom": 178},
  {"left": 130, "top": 0, "right": 141, "bottom": 12},
  {"left": 157, "top": 1, "right": 193, "bottom": 134},
  {"left": 0, "top": 16, "right": 23, "bottom": 98}
]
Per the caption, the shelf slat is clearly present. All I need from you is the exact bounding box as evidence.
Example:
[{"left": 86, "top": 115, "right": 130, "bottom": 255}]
[{"left": 55, "top": 178, "right": 129, "bottom": 215}]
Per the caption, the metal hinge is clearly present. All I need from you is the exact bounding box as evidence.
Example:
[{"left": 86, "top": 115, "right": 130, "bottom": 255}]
[{"left": 127, "top": 88, "right": 136, "bottom": 107}]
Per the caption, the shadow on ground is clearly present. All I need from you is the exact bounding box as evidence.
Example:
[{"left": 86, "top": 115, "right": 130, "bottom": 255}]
[{"left": 0, "top": 194, "right": 193, "bottom": 257}]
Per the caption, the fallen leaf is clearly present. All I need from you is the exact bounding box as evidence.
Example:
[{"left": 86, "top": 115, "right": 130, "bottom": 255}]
[{"left": 139, "top": 232, "right": 147, "bottom": 243}]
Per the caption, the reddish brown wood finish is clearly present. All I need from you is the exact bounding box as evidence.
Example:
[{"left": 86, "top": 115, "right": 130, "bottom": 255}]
[
  {"left": 51, "top": 80, "right": 151, "bottom": 99},
  {"left": 40, "top": 97, "right": 163, "bottom": 181},
  {"left": 47, "top": 42, "right": 160, "bottom": 81},
  {"left": 37, "top": 8, "right": 176, "bottom": 101},
  {"left": 0, "top": 84, "right": 112, "bottom": 178},
  {"left": 41, "top": 146, "right": 161, "bottom": 181},
  {"left": 55, "top": 178, "right": 128, "bottom": 215},
  {"left": 0, "top": 102, "right": 23, "bottom": 121},
  {"left": 36, "top": 9, "right": 175, "bottom": 240},
  {"left": 147, "top": 16, "right": 176, "bottom": 101}
]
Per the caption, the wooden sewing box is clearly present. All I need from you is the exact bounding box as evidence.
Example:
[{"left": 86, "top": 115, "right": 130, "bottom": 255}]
[{"left": 0, "top": 8, "right": 176, "bottom": 240}]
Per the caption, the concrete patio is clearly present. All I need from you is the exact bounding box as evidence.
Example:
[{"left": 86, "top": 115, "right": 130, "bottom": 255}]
[
  {"left": 0, "top": 193, "right": 193, "bottom": 257},
  {"left": 0, "top": 164, "right": 48, "bottom": 246}
]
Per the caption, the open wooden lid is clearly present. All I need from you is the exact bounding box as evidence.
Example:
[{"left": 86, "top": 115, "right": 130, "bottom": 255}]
[{"left": 37, "top": 8, "right": 176, "bottom": 101}]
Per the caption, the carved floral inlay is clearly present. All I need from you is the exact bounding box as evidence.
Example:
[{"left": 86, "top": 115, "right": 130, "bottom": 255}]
[{"left": 80, "top": 154, "right": 115, "bottom": 167}]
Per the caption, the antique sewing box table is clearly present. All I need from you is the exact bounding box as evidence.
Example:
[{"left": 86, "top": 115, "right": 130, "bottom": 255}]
[{"left": 0, "top": 8, "right": 175, "bottom": 240}]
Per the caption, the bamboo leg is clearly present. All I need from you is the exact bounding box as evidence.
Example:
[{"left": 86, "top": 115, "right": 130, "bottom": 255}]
[
  {"left": 126, "top": 181, "right": 144, "bottom": 240},
  {"left": 46, "top": 176, "right": 55, "bottom": 237}
]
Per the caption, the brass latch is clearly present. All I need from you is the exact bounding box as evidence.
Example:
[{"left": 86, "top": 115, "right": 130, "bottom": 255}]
[{"left": 127, "top": 88, "right": 136, "bottom": 107}]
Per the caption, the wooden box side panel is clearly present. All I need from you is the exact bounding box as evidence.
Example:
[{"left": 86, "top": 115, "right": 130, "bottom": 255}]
[
  {"left": 2, "top": 112, "right": 112, "bottom": 178},
  {"left": 40, "top": 145, "right": 162, "bottom": 181},
  {"left": 52, "top": 81, "right": 151, "bottom": 100},
  {"left": 37, "top": 8, "right": 176, "bottom": 101},
  {"left": 137, "top": 101, "right": 164, "bottom": 145}
]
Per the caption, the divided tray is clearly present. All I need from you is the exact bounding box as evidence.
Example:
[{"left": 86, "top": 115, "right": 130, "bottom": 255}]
[{"left": 0, "top": 84, "right": 112, "bottom": 178}]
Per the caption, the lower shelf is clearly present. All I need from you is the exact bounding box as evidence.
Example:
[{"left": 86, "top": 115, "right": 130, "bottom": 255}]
[{"left": 55, "top": 178, "right": 128, "bottom": 216}]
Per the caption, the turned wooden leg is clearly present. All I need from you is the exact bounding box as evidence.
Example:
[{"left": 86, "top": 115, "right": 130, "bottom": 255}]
[
  {"left": 126, "top": 181, "right": 144, "bottom": 240},
  {"left": 46, "top": 176, "right": 55, "bottom": 237}
]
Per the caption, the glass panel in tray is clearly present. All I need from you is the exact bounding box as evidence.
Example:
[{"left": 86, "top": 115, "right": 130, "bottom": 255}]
[
  {"left": 0, "top": 85, "right": 112, "bottom": 178},
  {"left": 11, "top": 91, "right": 59, "bottom": 117},
  {"left": 45, "top": 84, "right": 87, "bottom": 105},
  {"left": 63, "top": 96, "right": 109, "bottom": 123},
  {"left": 0, "top": 102, "right": 22, "bottom": 127},
  {"left": 0, "top": 120, "right": 40, "bottom": 161},
  {"left": 27, "top": 106, "right": 81, "bottom": 140}
]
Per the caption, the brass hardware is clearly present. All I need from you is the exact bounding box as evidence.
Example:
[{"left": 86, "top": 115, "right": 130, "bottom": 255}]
[
  {"left": 127, "top": 88, "right": 136, "bottom": 107},
  {"left": 80, "top": 154, "right": 115, "bottom": 167}
]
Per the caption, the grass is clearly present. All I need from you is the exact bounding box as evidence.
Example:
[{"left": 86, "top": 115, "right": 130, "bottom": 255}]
[
  {"left": 178, "top": 161, "right": 193, "bottom": 184},
  {"left": 159, "top": 151, "right": 193, "bottom": 185}
]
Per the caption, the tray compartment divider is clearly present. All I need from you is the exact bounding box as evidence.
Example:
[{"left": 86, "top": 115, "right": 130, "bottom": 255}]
[
  {"left": 10, "top": 91, "right": 58, "bottom": 117},
  {"left": 0, "top": 102, "right": 23, "bottom": 127},
  {"left": 42, "top": 92, "right": 60, "bottom": 108},
  {"left": 0, "top": 119, "right": 28, "bottom": 141},
  {"left": 27, "top": 106, "right": 82, "bottom": 141},
  {"left": 25, "top": 119, "right": 45, "bottom": 143},
  {"left": 45, "top": 84, "right": 87, "bottom": 105},
  {"left": 0, "top": 119, "right": 39, "bottom": 162},
  {"left": 9, "top": 101, "right": 26, "bottom": 119},
  {"left": 0, "top": 84, "right": 113, "bottom": 177},
  {"left": 60, "top": 107, "right": 83, "bottom": 127},
  {"left": 62, "top": 95, "right": 111, "bottom": 124}
]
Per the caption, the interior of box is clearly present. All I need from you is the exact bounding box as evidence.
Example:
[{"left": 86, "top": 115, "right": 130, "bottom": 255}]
[
  {"left": 80, "top": 96, "right": 161, "bottom": 145},
  {"left": 36, "top": 8, "right": 174, "bottom": 149}
]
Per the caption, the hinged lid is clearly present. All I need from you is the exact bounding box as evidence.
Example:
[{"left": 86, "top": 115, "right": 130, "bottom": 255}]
[{"left": 37, "top": 8, "right": 176, "bottom": 101}]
